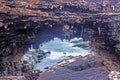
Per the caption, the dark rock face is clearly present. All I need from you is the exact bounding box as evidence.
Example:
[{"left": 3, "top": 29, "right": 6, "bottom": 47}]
[
  {"left": 38, "top": 55, "right": 109, "bottom": 80},
  {"left": 0, "top": 61, "right": 22, "bottom": 76},
  {"left": 0, "top": 0, "right": 120, "bottom": 79},
  {"left": 0, "top": 0, "right": 120, "bottom": 56}
]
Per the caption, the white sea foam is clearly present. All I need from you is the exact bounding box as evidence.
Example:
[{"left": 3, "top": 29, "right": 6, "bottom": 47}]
[{"left": 34, "top": 37, "right": 91, "bottom": 72}]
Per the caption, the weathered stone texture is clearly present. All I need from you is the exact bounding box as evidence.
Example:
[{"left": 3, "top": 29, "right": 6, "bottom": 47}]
[{"left": 0, "top": 0, "right": 120, "bottom": 79}]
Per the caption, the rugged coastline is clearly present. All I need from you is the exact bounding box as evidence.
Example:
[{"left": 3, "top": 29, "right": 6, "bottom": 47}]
[{"left": 0, "top": 0, "right": 120, "bottom": 80}]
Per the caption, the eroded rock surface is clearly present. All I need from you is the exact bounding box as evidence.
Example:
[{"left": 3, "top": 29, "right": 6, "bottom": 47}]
[
  {"left": 0, "top": 0, "right": 120, "bottom": 56},
  {"left": 0, "top": 0, "right": 120, "bottom": 79},
  {"left": 38, "top": 55, "right": 109, "bottom": 80}
]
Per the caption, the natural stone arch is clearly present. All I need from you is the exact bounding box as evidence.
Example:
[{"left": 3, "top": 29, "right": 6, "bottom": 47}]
[{"left": 0, "top": 0, "right": 120, "bottom": 79}]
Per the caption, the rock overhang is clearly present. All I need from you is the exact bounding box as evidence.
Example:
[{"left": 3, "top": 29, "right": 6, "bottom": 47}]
[{"left": 0, "top": 0, "right": 119, "bottom": 66}]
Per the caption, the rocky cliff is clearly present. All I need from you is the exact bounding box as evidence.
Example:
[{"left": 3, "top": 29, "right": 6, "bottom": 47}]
[{"left": 0, "top": 0, "right": 120, "bottom": 79}]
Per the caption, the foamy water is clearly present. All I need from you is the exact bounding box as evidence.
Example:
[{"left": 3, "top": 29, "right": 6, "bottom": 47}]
[{"left": 33, "top": 37, "right": 91, "bottom": 72}]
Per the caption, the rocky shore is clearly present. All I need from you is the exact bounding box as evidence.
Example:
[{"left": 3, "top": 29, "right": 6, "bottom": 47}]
[
  {"left": 38, "top": 54, "right": 110, "bottom": 80},
  {"left": 21, "top": 49, "right": 50, "bottom": 69},
  {"left": 0, "top": 0, "right": 120, "bottom": 80}
]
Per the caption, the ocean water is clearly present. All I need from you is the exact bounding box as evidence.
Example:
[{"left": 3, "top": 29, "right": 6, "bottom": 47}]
[{"left": 33, "top": 37, "right": 91, "bottom": 72}]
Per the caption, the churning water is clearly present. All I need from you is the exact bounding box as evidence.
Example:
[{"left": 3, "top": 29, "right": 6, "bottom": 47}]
[{"left": 33, "top": 37, "right": 91, "bottom": 72}]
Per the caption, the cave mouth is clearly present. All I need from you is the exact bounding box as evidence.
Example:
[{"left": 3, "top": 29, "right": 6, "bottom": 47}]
[{"left": 21, "top": 25, "right": 95, "bottom": 72}]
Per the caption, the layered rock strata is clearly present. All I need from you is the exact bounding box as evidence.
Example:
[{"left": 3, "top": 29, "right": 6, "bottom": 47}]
[{"left": 0, "top": 0, "right": 120, "bottom": 79}]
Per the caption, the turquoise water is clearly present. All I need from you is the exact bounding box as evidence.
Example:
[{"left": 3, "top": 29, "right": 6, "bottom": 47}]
[{"left": 33, "top": 37, "right": 91, "bottom": 72}]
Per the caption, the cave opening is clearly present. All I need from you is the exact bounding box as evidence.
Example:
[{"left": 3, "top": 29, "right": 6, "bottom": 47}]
[
  {"left": 0, "top": 0, "right": 120, "bottom": 79},
  {"left": 21, "top": 23, "right": 96, "bottom": 73},
  {"left": 0, "top": 15, "right": 119, "bottom": 80},
  {"left": 22, "top": 37, "right": 94, "bottom": 72}
]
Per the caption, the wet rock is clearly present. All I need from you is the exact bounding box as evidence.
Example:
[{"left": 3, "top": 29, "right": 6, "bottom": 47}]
[
  {"left": 44, "top": 67, "right": 49, "bottom": 69},
  {"left": 38, "top": 55, "right": 109, "bottom": 80},
  {"left": 21, "top": 49, "right": 49, "bottom": 69}
]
